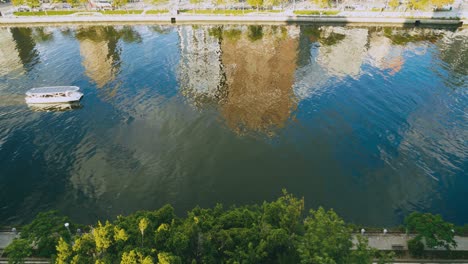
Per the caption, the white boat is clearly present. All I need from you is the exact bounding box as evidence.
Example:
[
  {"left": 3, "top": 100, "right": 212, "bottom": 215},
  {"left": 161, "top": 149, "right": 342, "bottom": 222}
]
[
  {"left": 28, "top": 102, "right": 83, "bottom": 112},
  {"left": 25, "top": 86, "right": 83, "bottom": 104}
]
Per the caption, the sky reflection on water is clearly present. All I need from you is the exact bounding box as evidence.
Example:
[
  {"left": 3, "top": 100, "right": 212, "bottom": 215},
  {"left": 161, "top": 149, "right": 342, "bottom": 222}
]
[{"left": 0, "top": 24, "right": 466, "bottom": 226}]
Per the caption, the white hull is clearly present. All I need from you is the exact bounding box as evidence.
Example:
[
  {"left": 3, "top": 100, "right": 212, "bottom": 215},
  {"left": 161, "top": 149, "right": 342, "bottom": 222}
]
[{"left": 25, "top": 92, "right": 83, "bottom": 104}]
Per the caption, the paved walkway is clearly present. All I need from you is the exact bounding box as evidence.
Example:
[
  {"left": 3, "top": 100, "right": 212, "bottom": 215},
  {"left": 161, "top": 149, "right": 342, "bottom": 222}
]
[
  {"left": 353, "top": 233, "right": 468, "bottom": 251},
  {"left": 0, "top": 232, "right": 16, "bottom": 250}
]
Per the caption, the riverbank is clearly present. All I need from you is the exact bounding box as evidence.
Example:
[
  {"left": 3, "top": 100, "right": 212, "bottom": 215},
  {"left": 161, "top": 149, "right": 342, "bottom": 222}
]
[
  {"left": 2, "top": 232, "right": 468, "bottom": 263},
  {"left": 0, "top": 13, "right": 466, "bottom": 26}
]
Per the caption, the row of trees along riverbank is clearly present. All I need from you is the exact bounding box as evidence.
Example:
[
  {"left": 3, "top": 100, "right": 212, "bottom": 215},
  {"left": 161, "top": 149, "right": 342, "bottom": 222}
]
[{"left": 3, "top": 190, "right": 466, "bottom": 264}]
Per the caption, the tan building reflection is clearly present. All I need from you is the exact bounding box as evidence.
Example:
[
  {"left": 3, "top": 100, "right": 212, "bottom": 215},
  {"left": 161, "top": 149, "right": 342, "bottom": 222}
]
[
  {"left": 77, "top": 27, "right": 116, "bottom": 88},
  {"left": 0, "top": 29, "right": 25, "bottom": 76},
  {"left": 316, "top": 27, "right": 368, "bottom": 79},
  {"left": 367, "top": 31, "right": 404, "bottom": 75},
  {"left": 220, "top": 26, "right": 300, "bottom": 135}
]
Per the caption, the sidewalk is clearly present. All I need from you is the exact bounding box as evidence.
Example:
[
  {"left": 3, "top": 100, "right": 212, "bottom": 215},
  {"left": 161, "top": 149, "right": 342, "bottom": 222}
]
[
  {"left": 353, "top": 233, "right": 468, "bottom": 251},
  {"left": 0, "top": 232, "right": 16, "bottom": 250}
]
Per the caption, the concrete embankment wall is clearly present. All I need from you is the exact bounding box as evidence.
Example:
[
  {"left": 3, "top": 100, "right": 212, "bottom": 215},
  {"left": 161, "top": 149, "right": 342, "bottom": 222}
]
[{"left": 0, "top": 15, "right": 465, "bottom": 26}]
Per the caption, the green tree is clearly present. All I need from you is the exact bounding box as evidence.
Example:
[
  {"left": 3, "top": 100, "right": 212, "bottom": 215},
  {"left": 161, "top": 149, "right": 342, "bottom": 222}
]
[
  {"left": 157, "top": 252, "right": 182, "bottom": 264},
  {"left": 298, "top": 207, "right": 353, "bottom": 264},
  {"left": 407, "top": 0, "right": 430, "bottom": 10},
  {"left": 349, "top": 235, "right": 376, "bottom": 264},
  {"left": 56, "top": 237, "right": 73, "bottom": 264},
  {"left": 407, "top": 238, "right": 425, "bottom": 257},
  {"left": 112, "top": 0, "right": 128, "bottom": 8},
  {"left": 189, "top": 0, "right": 203, "bottom": 10},
  {"left": 247, "top": 0, "right": 263, "bottom": 10},
  {"left": 389, "top": 0, "right": 400, "bottom": 9},
  {"left": 93, "top": 221, "right": 113, "bottom": 260},
  {"left": 11, "top": 0, "right": 26, "bottom": 7},
  {"left": 25, "top": 0, "right": 40, "bottom": 7},
  {"left": 4, "top": 239, "right": 33, "bottom": 264},
  {"left": 66, "top": 0, "right": 80, "bottom": 7},
  {"left": 405, "top": 212, "right": 457, "bottom": 250},
  {"left": 13, "top": 211, "right": 73, "bottom": 258},
  {"left": 149, "top": 0, "right": 168, "bottom": 6},
  {"left": 264, "top": 0, "right": 279, "bottom": 8},
  {"left": 138, "top": 218, "right": 149, "bottom": 247},
  {"left": 312, "top": 0, "right": 330, "bottom": 8},
  {"left": 431, "top": 0, "right": 454, "bottom": 8},
  {"left": 121, "top": 250, "right": 154, "bottom": 264},
  {"left": 212, "top": 0, "right": 226, "bottom": 8}
]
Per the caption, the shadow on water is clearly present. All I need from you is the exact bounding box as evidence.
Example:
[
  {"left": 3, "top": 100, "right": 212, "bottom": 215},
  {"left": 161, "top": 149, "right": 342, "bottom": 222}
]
[{"left": 27, "top": 101, "right": 83, "bottom": 112}]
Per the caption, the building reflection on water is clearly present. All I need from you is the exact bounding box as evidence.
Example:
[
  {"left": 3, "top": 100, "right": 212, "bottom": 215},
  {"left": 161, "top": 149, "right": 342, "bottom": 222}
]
[
  {"left": 0, "top": 29, "right": 24, "bottom": 77},
  {"left": 0, "top": 25, "right": 466, "bottom": 225},
  {"left": 220, "top": 25, "right": 299, "bottom": 135},
  {"left": 76, "top": 26, "right": 142, "bottom": 89},
  {"left": 178, "top": 25, "right": 300, "bottom": 135}
]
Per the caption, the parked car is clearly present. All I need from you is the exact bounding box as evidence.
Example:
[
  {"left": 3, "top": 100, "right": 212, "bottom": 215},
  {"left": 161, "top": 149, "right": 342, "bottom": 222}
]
[
  {"left": 17, "top": 5, "right": 31, "bottom": 11},
  {"left": 41, "top": 3, "right": 57, "bottom": 10},
  {"left": 90, "top": 0, "right": 112, "bottom": 10},
  {"left": 434, "top": 5, "right": 452, "bottom": 11}
]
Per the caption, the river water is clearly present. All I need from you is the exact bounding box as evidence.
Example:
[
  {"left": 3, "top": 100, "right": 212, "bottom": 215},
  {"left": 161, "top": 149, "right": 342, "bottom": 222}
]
[{"left": 0, "top": 24, "right": 466, "bottom": 226}]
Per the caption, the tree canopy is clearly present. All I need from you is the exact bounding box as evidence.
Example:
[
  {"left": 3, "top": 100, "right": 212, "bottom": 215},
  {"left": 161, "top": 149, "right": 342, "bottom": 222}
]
[
  {"left": 405, "top": 212, "right": 457, "bottom": 250},
  {"left": 4, "top": 191, "right": 401, "bottom": 264}
]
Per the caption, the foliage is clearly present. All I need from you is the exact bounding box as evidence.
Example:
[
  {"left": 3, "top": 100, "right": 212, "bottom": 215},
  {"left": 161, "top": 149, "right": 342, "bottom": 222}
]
[
  {"left": 407, "top": 0, "right": 431, "bottom": 10},
  {"left": 5, "top": 194, "right": 456, "bottom": 263},
  {"left": 312, "top": 0, "right": 330, "bottom": 8},
  {"left": 247, "top": 0, "right": 263, "bottom": 10},
  {"left": 407, "top": 238, "right": 425, "bottom": 257},
  {"left": 100, "top": 10, "right": 144, "bottom": 14},
  {"left": 4, "top": 239, "right": 33, "bottom": 264},
  {"left": 189, "top": 0, "right": 203, "bottom": 6},
  {"left": 376, "top": 251, "right": 396, "bottom": 264},
  {"left": 179, "top": 9, "right": 255, "bottom": 15},
  {"left": 145, "top": 9, "right": 169, "bottom": 14},
  {"left": 11, "top": 0, "right": 25, "bottom": 7},
  {"left": 389, "top": 0, "right": 400, "bottom": 9},
  {"left": 247, "top": 25, "right": 263, "bottom": 41},
  {"left": 293, "top": 10, "right": 340, "bottom": 15},
  {"left": 223, "top": 28, "right": 242, "bottom": 41},
  {"left": 212, "top": 0, "right": 226, "bottom": 8},
  {"left": 112, "top": 0, "right": 128, "bottom": 8},
  {"left": 405, "top": 212, "right": 457, "bottom": 250},
  {"left": 25, "top": 0, "right": 40, "bottom": 8},
  {"left": 56, "top": 237, "right": 72, "bottom": 264},
  {"left": 349, "top": 235, "right": 376, "bottom": 264},
  {"left": 431, "top": 0, "right": 454, "bottom": 8},
  {"left": 14, "top": 11, "right": 78, "bottom": 16},
  {"left": 298, "top": 207, "right": 352, "bottom": 264},
  {"left": 455, "top": 224, "right": 468, "bottom": 236},
  {"left": 149, "top": 0, "right": 169, "bottom": 5}
]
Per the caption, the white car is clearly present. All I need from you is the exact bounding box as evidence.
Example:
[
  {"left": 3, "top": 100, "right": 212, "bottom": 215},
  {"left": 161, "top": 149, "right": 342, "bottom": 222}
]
[{"left": 17, "top": 5, "right": 31, "bottom": 12}]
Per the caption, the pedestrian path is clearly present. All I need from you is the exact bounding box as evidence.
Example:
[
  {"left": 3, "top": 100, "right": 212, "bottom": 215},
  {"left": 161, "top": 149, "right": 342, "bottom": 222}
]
[{"left": 353, "top": 233, "right": 468, "bottom": 251}]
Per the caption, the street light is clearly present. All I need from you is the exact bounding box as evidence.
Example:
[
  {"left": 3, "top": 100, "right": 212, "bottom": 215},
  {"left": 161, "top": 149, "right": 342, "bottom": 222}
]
[{"left": 64, "top": 222, "right": 71, "bottom": 235}]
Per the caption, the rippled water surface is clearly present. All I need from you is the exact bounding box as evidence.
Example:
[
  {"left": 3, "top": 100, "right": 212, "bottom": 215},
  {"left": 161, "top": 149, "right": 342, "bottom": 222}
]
[{"left": 0, "top": 24, "right": 466, "bottom": 225}]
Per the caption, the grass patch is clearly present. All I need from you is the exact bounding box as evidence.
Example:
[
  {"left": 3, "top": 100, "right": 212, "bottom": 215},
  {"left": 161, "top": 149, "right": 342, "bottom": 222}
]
[
  {"left": 294, "top": 10, "right": 340, "bottom": 16},
  {"left": 100, "top": 10, "right": 143, "bottom": 15},
  {"left": 180, "top": 9, "right": 255, "bottom": 15},
  {"left": 145, "top": 9, "right": 169, "bottom": 14},
  {"left": 14, "top": 10, "right": 77, "bottom": 16}
]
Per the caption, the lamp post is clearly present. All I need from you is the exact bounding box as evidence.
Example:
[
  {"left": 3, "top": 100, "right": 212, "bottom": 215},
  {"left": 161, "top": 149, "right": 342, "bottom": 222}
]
[{"left": 64, "top": 222, "right": 71, "bottom": 235}]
